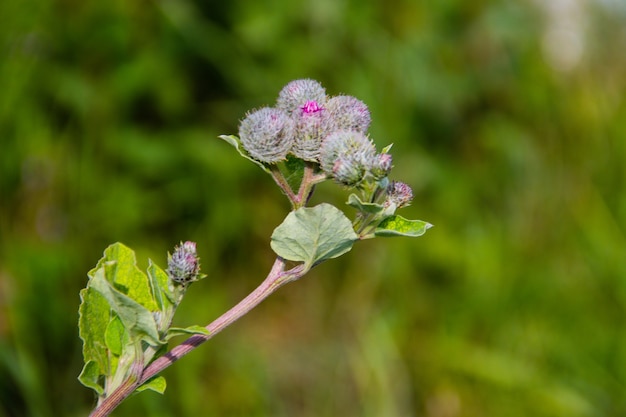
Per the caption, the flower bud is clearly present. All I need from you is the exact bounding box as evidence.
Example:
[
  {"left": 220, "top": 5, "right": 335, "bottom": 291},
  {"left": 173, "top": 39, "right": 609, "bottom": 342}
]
[
  {"left": 371, "top": 152, "right": 393, "bottom": 179},
  {"left": 167, "top": 241, "right": 201, "bottom": 284},
  {"left": 239, "top": 107, "right": 295, "bottom": 163},
  {"left": 322, "top": 95, "right": 371, "bottom": 134},
  {"left": 291, "top": 100, "right": 326, "bottom": 161},
  {"left": 277, "top": 79, "right": 327, "bottom": 115},
  {"left": 386, "top": 181, "right": 413, "bottom": 208},
  {"left": 320, "top": 130, "right": 377, "bottom": 186}
]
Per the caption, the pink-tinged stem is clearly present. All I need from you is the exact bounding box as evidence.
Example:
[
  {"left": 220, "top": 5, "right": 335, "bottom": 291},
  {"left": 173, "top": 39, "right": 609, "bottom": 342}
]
[{"left": 89, "top": 258, "right": 307, "bottom": 417}]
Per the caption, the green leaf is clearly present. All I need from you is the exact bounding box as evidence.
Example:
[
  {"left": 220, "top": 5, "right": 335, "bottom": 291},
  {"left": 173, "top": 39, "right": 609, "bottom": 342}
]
[
  {"left": 165, "top": 325, "right": 210, "bottom": 341},
  {"left": 136, "top": 376, "right": 167, "bottom": 395},
  {"left": 281, "top": 155, "right": 306, "bottom": 191},
  {"left": 347, "top": 193, "right": 384, "bottom": 214},
  {"left": 89, "top": 268, "right": 161, "bottom": 345},
  {"left": 147, "top": 260, "right": 176, "bottom": 312},
  {"left": 91, "top": 243, "right": 159, "bottom": 312},
  {"left": 375, "top": 215, "right": 433, "bottom": 237},
  {"left": 219, "top": 134, "right": 271, "bottom": 174},
  {"left": 270, "top": 203, "right": 358, "bottom": 268},
  {"left": 104, "top": 315, "right": 128, "bottom": 357},
  {"left": 78, "top": 360, "right": 104, "bottom": 395},
  {"left": 78, "top": 243, "right": 176, "bottom": 399},
  {"left": 78, "top": 286, "right": 109, "bottom": 393}
]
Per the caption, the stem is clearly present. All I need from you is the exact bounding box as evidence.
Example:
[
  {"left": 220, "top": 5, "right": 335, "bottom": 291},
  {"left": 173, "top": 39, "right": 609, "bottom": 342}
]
[
  {"left": 89, "top": 258, "right": 307, "bottom": 417},
  {"left": 295, "top": 162, "right": 327, "bottom": 208},
  {"left": 269, "top": 165, "right": 298, "bottom": 205},
  {"left": 353, "top": 181, "right": 390, "bottom": 237}
]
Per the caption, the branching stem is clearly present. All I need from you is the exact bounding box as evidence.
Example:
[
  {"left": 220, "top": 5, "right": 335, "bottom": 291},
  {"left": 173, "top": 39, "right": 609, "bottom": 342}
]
[
  {"left": 89, "top": 258, "right": 307, "bottom": 417},
  {"left": 269, "top": 165, "right": 298, "bottom": 204}
]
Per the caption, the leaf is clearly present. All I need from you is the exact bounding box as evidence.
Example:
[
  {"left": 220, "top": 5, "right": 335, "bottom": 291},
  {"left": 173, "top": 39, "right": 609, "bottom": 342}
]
[
  {"left": 103, "top": 315, "right": 129, "bottom": 379},
  {"left": 91, "top": 243, "right": 159, "bottom": 312},
  {"left": 78, "top": 243, "right": 174, "bottom": 399},
  {"left": 165, "top": 325, "right": 210, "bottom": 341},
  {"left": 78, "top": 286, "right": 109, "bottom": 393},
  {"left": 219, "top": 134, "right": 271, "bottom": 174},
  {"left": 346, "top": 193, "right": 384, "bottom": 214},
  {"left": 375, "top": 215, "right": 433, "bottom": 237},
  {"left": 136, "top": 376, "right": 167, "bottom": 395},
  {"left": 381, "top": 143, "right": 393, "bottom": 153},
  {"left": 281, "top": 155, "right": 306, "bottom": 191},
  {"left": 104, "top": 315, "right": 128, "bottom": 357},
  {"left": 89, "top": 268, "right": 161, "bottom": 345},
  {"left": 78, "top": 360, "right": 104, "bottom": 395},
  {"left": 147, "top": 260, "right": 176, "bottom": 312},
  {"left": 270, "top": 203, "right": 358, "bottom": 268}
]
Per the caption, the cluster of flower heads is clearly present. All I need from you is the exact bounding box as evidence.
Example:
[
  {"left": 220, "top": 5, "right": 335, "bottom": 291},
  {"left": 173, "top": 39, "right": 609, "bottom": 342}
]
[{"left": 238, "top": 79, "right": 394, "bottom": 187}]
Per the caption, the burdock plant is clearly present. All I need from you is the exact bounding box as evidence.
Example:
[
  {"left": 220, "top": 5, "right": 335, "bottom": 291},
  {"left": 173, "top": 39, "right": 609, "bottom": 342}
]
[{"left": 78, "top": 79, "right": 432, "bottom": 416}]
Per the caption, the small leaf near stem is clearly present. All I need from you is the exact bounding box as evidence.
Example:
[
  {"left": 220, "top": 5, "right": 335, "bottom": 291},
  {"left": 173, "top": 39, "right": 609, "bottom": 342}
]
[
  {"left": 218, "top": 135, "right": 271, "bottom": 174},
  {"left": 374, "top": 215, "right": 433, "bottom": 237},
  {"left": 136, "top": 376, "right": 166, "bottom": 394},
  {"left": 348, "top": 181, "right": 389, "bottom": 237}
]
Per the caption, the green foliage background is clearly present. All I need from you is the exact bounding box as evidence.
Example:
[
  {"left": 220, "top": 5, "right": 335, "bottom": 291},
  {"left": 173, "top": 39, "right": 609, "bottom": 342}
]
[{"left": 1, "top": 0, "right": 625, "bottom": 416}]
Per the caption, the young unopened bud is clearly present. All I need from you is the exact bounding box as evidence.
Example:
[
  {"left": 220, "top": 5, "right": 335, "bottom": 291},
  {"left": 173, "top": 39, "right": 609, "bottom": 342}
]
[
  {"left": 320, "top": 130, "right": 377, "bottom": 186},
  {"left": 386, "top": 181, "right": 413, "bottom": 208},
  {"left": 167, "top": 241, "right": 201, "bottom": 284},
  {"left": 239, "top": 107, "right": 295, "bottom": 163},
  {"left": 322, "top": 95, "right": 371, "bottom": 134},
  {"left": 371, "top": 153, "right": 393, "bottom": 179},
  {"left": 277, "top": 79, "right": 327, "bottom": 115},
  {"left": 291, "top": 100, "right": 326, "bottom": 161}
]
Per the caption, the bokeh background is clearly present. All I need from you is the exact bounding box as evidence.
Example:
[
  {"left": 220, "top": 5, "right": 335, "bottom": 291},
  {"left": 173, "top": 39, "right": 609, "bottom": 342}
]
[{"left": 1, "top": 0, "right": 626, "bottom": 416}]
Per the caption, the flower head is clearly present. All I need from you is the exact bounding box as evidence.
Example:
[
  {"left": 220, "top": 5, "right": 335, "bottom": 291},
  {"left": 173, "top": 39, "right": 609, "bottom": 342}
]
[
  {"left": 291, "top": 100, "right": 327, "bottom": 161},
  {"left": 320, "top": 130, "right": 377, "bottom": 186},
  {"left": 239, "top": 107, "right": 295, "bottom": 163},
  {"left": 167, "top": 241, "right": 201, "bottom": 284},
  {"left": 322, "top": 95, "right": 371, "bottom": 134},
  {"left": 277, "top": 79, "right": 327, "bottom": 115}
]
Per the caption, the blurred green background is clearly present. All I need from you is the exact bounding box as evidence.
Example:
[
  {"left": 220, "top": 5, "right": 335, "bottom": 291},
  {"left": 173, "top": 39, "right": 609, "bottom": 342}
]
[{"left": 1, "top": 0, "right": 626, "bottom": 416}]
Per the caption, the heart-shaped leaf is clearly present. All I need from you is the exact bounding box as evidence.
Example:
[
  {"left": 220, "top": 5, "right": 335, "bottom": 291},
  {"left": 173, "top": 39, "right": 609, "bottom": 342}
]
[{"left": 271, "top": 203, "right": 358, "bottom": 268}]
